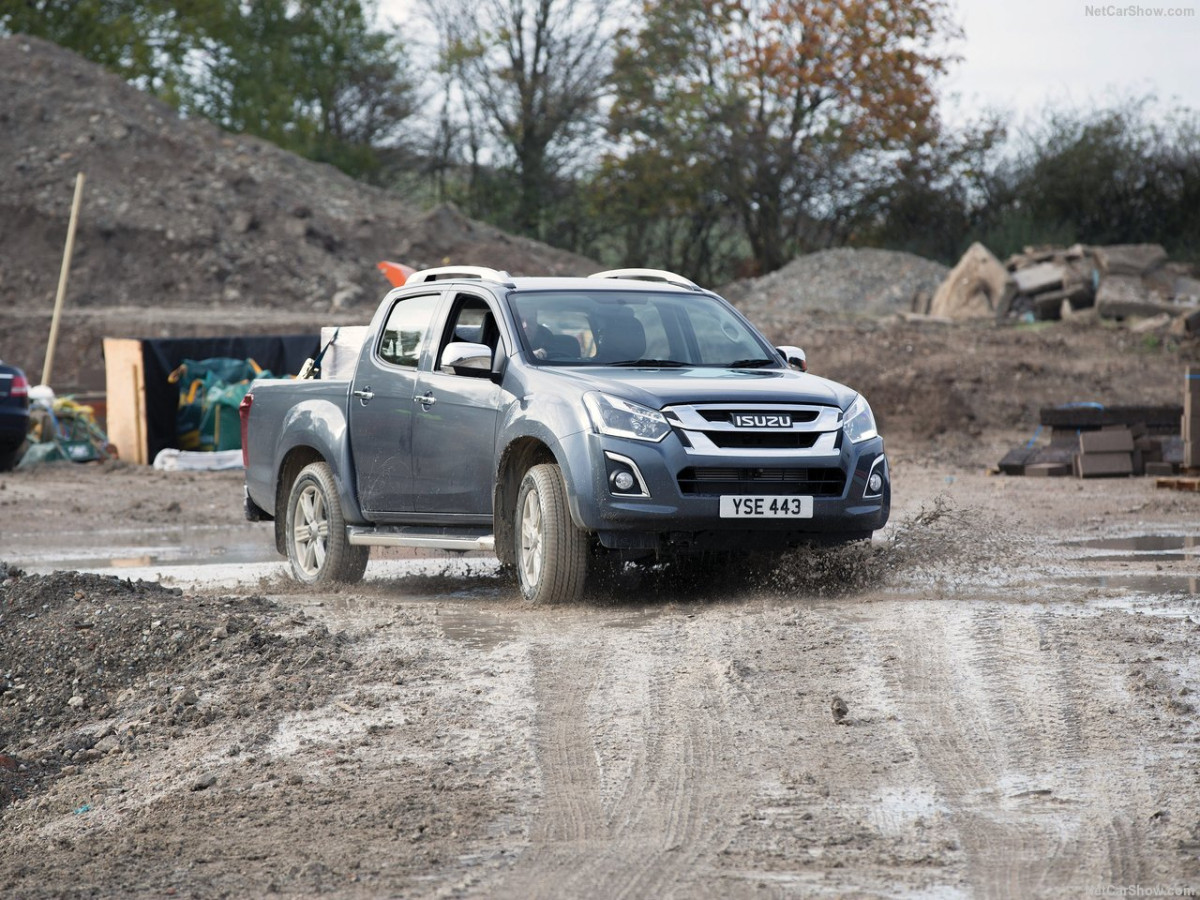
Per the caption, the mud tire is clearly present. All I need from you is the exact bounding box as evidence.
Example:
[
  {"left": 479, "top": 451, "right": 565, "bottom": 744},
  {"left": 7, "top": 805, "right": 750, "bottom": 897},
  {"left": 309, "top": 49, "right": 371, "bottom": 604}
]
[
  {"left": 515, "top": 463, "right": 588, "bottom": 603},
  {"left": 285, "top": 461, "right": 368, "bottom": 585}
]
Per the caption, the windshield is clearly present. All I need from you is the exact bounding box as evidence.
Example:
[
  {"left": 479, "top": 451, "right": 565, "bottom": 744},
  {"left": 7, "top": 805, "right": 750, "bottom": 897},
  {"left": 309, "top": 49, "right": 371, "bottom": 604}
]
[{"left": 508, "top": 290, "right": 778, "bottom": 368}]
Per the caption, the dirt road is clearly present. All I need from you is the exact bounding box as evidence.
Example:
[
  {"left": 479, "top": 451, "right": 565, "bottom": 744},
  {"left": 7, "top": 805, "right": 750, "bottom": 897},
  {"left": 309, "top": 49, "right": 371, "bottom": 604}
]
[{"left": 1, "top": 458, "right": 1198, "bottom": 898}]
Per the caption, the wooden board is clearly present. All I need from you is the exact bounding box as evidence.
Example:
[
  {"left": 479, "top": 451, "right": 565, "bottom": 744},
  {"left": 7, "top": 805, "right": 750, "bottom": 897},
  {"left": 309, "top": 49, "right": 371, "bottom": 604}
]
[
  {"left": 102, "top": 337, "right": 147, "bottom": 465},
  {"left": 1155, "top": 476, "right": 1200, "bottom": 492}
]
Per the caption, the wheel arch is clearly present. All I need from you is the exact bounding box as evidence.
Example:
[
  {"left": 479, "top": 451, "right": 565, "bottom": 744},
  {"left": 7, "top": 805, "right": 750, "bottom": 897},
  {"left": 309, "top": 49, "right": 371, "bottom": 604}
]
[
  {"left": 274, "top": 446, "right": 326, "bottom": 555},
  {"left": 493, "top": 436, "right": 559, "bottom": 568}
]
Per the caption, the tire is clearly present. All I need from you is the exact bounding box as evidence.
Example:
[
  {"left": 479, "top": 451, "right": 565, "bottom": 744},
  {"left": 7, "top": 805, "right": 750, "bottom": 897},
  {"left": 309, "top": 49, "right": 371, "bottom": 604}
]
[
  {"left": 285, "top": 461, "right": 368, "bottom": 585},
  {"left": 0, "top": 440, "right": 25, "bottom": 472},
  {"left": 515, "top": 463, "right": 588, "bottom": 603}
]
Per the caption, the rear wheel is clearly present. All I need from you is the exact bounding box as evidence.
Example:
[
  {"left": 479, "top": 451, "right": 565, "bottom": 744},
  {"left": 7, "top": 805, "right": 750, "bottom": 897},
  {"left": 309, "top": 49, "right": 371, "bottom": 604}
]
[
  {"left": 0, "top": 440, "right": 25, "bottom": 472},
  {"left": 285, "top": 461, "right": 368, "bottom": 584},
  {"left": 515, "top": 464, "right": 588, "bottom": 603}
]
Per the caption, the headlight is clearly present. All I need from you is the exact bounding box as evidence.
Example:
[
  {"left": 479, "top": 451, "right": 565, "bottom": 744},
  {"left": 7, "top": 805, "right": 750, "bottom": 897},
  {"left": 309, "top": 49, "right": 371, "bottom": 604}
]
[
  {"left": 843, "top": 395, "right": 878, "bottom": 443},
  {"left": 583, "top": 392, "right": 671, "bottom": 442}
]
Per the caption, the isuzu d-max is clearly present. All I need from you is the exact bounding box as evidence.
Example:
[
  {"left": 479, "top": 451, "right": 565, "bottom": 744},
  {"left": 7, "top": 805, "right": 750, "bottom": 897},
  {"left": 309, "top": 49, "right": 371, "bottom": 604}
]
[{"left": 240, "top": 266, "right": 889, "bottom": 602}]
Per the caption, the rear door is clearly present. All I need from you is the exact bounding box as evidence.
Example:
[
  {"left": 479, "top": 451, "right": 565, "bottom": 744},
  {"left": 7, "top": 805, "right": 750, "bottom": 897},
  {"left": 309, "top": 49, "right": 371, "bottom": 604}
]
[
  {"left": 409, "top": 291, "right": 507, "bottom": 517},
  {"left": 349, "top": 290, "right": 445, "bottom": 515}
]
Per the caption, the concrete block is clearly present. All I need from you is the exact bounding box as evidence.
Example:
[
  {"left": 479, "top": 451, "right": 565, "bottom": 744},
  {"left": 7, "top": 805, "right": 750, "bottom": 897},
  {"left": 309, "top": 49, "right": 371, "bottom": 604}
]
[
  {"left": 1079, "top": 428, "right": 1134, "bottom": 453},
  {"left": 1145, "top": 461, "right": 1177, "bottom": 476},
  {"left": 1013, "top": 262, "right": 1066, "bottom": 295},
  {"left": 1025, "top": 462, "right": 1072, "bottom": 477},
  {"left": 1094, "top": 243, "right": 1168, "bottom": 276},
  {"left": 1096, "top": 275, "right": 1176, "bottom": 320},
  {"left": 1075, "top": 452, "right": 1133, "bottom": 478}
]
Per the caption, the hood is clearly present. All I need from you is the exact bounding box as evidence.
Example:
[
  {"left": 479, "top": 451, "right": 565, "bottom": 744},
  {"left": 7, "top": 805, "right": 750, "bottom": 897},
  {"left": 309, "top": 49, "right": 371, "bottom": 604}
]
[{"left": 541, "top": 365, "right": 858, "bottom": 410}]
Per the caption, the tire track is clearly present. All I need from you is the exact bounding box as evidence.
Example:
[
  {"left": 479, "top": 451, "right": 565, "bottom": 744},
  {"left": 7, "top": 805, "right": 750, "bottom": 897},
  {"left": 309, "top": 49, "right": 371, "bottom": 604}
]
[
  {"left": 870, "top": 599, "right": 1158, "bottom": 898},
  {"left": 492, "top": 620, "right": 741, "bottom": 899}
]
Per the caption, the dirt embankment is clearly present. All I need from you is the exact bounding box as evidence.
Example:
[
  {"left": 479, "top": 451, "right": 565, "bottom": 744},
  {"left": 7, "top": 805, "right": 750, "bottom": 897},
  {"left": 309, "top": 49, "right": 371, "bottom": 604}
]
[{"left": 0, "top": 35, "right": 599, "bottom": 391}]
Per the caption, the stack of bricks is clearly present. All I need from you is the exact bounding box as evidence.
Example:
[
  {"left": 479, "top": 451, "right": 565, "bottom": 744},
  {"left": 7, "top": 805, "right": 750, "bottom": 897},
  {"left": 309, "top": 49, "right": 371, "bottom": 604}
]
[
  {"left": 1187, "top": 365, "right": 1200, "bottom": 471},
  {"left": 1074, "top": 427, "right": 1134, "bottom": 478}
]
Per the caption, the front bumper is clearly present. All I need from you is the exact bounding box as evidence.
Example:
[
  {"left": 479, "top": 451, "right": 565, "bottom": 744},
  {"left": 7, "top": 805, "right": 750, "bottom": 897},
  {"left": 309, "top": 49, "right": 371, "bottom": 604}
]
[{"left": 558, "top": 428, "right": 890, "bottom": 551}]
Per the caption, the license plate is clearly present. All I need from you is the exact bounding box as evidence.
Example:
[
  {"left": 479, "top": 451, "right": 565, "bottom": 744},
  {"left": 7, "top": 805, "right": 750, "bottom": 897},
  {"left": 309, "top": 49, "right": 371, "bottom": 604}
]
[{"left": 719, "top": 496, "right": 813, "bottom": 518}]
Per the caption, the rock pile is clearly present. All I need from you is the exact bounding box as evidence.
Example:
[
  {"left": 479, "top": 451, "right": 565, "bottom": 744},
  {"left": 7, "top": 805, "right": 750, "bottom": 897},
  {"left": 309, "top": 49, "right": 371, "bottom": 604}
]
[
  {"left": 721, "top": 247, "right": 949, "bottom": 325},
  {"left": 923, "top": 241, "right": 1200, "bottom": 332}
]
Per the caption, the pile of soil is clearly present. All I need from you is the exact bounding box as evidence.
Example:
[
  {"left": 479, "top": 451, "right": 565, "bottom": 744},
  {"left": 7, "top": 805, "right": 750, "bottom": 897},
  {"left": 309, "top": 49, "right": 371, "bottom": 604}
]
[
  {"left": 0, "top": 569, "right": 350, "bottom": 809},
  {"left": 0, "top": 35, "right": 598, "bottom": 390}
]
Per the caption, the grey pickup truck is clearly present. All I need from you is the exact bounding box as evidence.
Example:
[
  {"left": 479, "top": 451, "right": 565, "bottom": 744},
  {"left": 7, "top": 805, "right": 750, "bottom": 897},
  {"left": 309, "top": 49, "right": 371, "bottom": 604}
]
[{"left": 240, "top": 266, "right": 890, "bottom": 602}]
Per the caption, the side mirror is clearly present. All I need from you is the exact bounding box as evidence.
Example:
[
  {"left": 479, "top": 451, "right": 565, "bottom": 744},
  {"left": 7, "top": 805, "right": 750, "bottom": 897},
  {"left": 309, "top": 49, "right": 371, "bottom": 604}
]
[
  {"left": 776, "top": 345, "right": 807, "bottom": 372},
  {"left": 440, "top": 341, "right": 493, "bottom": 375}
]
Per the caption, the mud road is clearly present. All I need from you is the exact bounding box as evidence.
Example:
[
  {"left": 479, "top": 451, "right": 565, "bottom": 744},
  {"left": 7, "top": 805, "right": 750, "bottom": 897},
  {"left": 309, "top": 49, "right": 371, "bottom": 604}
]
[{"left": 1, "top": 453, "right": 1198, "bottom": 898}]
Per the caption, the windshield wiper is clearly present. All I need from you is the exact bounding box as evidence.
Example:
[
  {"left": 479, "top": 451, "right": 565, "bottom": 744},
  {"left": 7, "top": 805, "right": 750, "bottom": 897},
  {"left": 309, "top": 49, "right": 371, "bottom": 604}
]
[
  {"left": 608, "top": 358, "right": 690, "bottom": 368},
  {"left": 724, "top": 358, "right": 777, "bottom": 368}
]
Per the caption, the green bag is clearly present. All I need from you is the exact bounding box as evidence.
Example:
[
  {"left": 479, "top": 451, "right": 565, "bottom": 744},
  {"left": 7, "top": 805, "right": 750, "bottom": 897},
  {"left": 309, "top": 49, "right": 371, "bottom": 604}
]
[{"left": 170, "top": 358, "right": 270, "bottom": 451}]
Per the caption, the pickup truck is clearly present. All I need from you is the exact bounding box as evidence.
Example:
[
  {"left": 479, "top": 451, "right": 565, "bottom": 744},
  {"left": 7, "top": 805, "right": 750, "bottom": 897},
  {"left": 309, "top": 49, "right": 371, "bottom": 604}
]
[{"left": 240, "top": 266, "right": 890, "bottom": 603}]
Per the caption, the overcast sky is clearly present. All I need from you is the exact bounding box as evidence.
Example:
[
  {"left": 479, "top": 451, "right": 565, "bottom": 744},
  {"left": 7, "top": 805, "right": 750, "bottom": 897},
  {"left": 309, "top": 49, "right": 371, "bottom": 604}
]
[
  {"left": 378, "top": 0, "right": 1200, "bottom": 125},
  {"left": 945, "top": 0, "right": 1200, "bottom": 124}
]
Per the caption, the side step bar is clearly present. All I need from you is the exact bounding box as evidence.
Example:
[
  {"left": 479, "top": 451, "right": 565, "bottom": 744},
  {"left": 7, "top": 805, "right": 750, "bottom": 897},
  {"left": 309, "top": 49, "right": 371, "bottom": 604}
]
[{"left": 346, "top": 525, "right": 495, "bottom": 553}]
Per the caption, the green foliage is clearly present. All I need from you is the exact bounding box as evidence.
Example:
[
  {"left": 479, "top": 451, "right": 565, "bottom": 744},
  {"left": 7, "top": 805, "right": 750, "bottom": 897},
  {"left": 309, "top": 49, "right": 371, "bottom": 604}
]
[
  {"left": 859, "top": 99, "right": 1200, "bottom": 266},
  {"left": 0, "top": 0, "right": 416, "bottom": 181},
  {"left": 601, "top": 0, "right": 958, "bottom": 276}
]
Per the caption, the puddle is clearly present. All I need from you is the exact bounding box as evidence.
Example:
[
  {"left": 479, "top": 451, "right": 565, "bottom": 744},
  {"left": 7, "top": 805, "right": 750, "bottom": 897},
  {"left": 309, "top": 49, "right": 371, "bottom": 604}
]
[
  {"left": 437, "top": 607, "right": 519, "bottom": 650},
  {"left": 1056, "top": 574, "right": 1199, "bottom": 597},
  {"left": 1063, "top": 534, "right": 1199, "bottom": 565},
  {"left": 1070, "top": 535, "right": 1198, "bottom": 553},
  {"left": 6, "top": 524, "right": 279, "bottom": 571}
]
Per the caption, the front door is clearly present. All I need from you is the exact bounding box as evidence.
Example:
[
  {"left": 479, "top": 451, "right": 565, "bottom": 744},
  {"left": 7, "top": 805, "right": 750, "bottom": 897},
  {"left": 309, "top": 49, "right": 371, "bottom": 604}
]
[
  {"left": 410, "top": 293, "right": 506, "bottom": 517},
  {"left": 349, "top": 291, "right": 443, "bottom": 515}
]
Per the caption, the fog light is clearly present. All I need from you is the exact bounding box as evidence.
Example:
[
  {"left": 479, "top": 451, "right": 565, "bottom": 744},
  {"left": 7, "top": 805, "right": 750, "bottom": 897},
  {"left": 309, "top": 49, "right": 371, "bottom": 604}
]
[
  {"left": 868, "top": 472, "right": 883, "bottom": 494},
  {"left": 612, "top": 471, "right": 636, "bottom": 491}
]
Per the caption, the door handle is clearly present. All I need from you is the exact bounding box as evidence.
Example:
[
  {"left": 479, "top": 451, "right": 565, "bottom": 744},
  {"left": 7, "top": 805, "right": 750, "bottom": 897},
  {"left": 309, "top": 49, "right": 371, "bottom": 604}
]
[
  {"left": 353, "top": 388, "right": 375, "bottom": 402},
  {"left": 414, "top": 392, "right": 437, "bottom": 407}
]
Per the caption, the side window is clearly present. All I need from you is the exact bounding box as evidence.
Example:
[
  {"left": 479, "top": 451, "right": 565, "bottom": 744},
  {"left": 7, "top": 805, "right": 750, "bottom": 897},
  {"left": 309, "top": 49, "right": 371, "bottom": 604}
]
[
  {"left": 378, "top": 293, "right": 441, "bottom": 368},
  {"left": 437, "top": 294, "right": 502, "bottom": 375}
]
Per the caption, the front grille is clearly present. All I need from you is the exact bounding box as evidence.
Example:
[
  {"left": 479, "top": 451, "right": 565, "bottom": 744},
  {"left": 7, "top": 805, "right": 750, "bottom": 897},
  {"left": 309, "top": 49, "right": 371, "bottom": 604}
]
[
  {"left": 703, "top": 431, "right": 821, "bottom": 450},
  {"left": 697, "top": 409, "right": 820, "bottom": 424},
  {"left": 678, "top": 466, "right": 845, "bottom": 496}
]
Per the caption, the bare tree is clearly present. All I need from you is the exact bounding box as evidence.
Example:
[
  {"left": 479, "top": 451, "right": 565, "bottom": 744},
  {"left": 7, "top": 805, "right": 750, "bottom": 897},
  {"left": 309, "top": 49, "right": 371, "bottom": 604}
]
[{"left": 426, "top": 0, "right": 617, "bottom": 238}]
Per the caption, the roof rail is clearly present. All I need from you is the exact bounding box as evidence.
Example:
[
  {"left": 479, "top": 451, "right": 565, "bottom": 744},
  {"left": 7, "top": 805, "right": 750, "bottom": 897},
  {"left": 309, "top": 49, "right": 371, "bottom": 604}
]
[
  {"left": 405, "top": 266, "right": 514, "bottom": 286},
  {"left": 587, "top": 268, "right": 701, "bottom": 290}
]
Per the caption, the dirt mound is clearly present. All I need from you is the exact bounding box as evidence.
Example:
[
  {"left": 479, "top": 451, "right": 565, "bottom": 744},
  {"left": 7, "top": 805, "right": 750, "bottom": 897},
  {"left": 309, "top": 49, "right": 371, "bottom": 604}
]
[
  {"left": 0, "top": 36, "right": 598, "bottom": 388},
  {"left": 0, "top": 568, "right": 352, "bottom": 808},
  {"left": 721, "top": 247, "right": 949, "bottom": 322}
]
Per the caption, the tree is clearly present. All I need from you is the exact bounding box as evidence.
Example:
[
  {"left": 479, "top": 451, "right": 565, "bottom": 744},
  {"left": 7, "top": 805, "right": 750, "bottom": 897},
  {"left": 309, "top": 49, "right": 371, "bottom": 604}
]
[
  {"left": 182, "top": 0, "right": 416, "bottom": 178},
  {"left": 0, "top": 0, "right": 201, "bottom": 92},
  {"left": 428, "top": 0, "right": 617, "bottom": 239},
  {"left": 607, "top": 0, "right": 958, "bottom": 274},
  {"left": 1, "top": 0, "right": 416, "bottom": 181}
]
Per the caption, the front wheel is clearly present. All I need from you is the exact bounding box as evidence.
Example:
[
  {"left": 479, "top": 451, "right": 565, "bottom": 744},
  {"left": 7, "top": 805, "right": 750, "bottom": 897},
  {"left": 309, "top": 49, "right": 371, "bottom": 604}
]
[
  {"left": 515, "top": 464, "right": 588, "bottom": 603},
  {"left": 285, "top": 461, "right": 368, "bottom": 585}
]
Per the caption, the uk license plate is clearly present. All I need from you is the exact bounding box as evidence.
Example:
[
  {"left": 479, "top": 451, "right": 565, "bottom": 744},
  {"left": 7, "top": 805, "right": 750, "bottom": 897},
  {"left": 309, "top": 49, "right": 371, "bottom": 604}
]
[{"left": 719, "top": 496, "right": 814, "bottom": 518}]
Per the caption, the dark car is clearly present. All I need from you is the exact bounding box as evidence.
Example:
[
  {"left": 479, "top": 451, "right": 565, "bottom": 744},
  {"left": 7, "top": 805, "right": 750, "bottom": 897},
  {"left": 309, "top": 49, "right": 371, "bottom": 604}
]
[{"left": 0, "top": 361, "right": 30, "bottom": 471}]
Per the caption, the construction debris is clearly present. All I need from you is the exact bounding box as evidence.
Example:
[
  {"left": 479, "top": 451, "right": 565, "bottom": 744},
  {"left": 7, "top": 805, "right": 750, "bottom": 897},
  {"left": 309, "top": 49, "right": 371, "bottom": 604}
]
[
  {"left": 927, "top": 242, "right": 1015, "bottom": 319},
  {"left": 932, "top": 242, "right": 1200, "bottom": 332}
]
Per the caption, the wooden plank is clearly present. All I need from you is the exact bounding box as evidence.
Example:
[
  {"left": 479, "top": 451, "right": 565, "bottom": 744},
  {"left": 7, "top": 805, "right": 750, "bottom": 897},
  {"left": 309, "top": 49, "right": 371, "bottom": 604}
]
[
  {"left": 1155, "top": 477, "right": 1200, "bottom": 492},
  {"left": 102, "top": 338, "right": 147, "bottom": 465}
]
